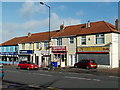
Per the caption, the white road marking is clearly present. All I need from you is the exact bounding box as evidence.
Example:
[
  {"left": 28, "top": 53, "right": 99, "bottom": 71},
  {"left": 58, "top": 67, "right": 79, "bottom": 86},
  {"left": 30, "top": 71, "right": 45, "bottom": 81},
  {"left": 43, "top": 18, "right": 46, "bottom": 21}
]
[
  {"left": 5, "top": 70, "right": 20, "bottom": 73},
  {"left": 32, "top": 73, "right": 52, "bottom": 77},
  {"left": 64, "top": 76, "right": 101, "bottom": 82},
  {"left": 108, "top": 76, "right": 120, "bottom": 79}
]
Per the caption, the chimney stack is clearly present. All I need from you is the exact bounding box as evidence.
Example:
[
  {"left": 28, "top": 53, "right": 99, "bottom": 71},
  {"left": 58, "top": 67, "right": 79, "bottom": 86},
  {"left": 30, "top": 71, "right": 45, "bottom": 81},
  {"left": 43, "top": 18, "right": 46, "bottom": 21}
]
[
  {"left": 28, "top": 32, "right": 31, "bottom": 37},
  {"left": 115, "top": 19, "right": 119, "bottom": 31},
  {"left": 60, "top": 24, "right": 64, "bottom": 30},
  {"left": 85, "top": 20, "right": 91, "bottom": 28}
]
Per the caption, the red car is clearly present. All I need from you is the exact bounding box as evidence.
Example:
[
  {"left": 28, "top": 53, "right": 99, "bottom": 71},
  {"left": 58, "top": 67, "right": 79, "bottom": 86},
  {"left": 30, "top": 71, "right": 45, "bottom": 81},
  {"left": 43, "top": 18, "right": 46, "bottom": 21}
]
[
  {"left": 74, "top": 60, "right": 97, "bottom": 69},
  {"left": 17, "top": 61, "right": 39, "bottom": 70}
]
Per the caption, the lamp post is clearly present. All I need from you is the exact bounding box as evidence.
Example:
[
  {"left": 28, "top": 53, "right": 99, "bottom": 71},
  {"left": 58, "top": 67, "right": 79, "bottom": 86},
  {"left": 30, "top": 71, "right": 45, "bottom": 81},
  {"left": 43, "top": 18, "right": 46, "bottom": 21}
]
[{"left": 40, "top": 2, "right": 51, "bottom": 66}]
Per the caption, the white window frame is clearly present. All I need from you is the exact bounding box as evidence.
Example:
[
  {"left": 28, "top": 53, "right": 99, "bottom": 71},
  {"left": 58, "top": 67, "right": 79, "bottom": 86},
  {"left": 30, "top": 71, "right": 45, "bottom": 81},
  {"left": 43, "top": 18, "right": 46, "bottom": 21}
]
[
  {"left": 22, "top": 43, "right": 25, "bottom": 49},
  {"left": 57, "top": 38, "right": 62, "bottom": 46},
  {"left": 36, "top": 43, "right": 39, "bottom": 49},
  {"left": 96, "top": 34, "right": 104, "bottom": 44},
  {"left": 81, "top": 36, "right": 86, "bottom": 45},
  {"left": 70, "top": 37, "right": 74, "bottom": 44},
  {"left": 29, "top": 43, "right": 32, "bottom": 49}
]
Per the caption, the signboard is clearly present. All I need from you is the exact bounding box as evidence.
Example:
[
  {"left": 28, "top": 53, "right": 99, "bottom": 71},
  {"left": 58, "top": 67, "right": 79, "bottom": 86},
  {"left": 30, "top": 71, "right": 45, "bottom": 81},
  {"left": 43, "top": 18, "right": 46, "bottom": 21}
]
[
  {"left": 0, "top": 52, "right": 18, "bottom": 55},
  {"left": 77, "top": 46, "right": 110, "bottom": 52},
  {"left": 41, "top": 51, "right": 49, "bottom": 55},
  {"left": 19, "top": 50, "right": 33, "bottom": 54},
  {"left": 52, "top": 46, "right": 66, "bottom": 51}
]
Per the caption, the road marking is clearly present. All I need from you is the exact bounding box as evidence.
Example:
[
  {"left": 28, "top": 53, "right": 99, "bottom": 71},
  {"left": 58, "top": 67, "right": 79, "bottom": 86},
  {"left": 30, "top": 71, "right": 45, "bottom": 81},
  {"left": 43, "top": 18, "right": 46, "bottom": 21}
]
[
  {"left": 108, "top": 76, "right": 120, "bottom": 79},
  {"left": 64, "top": 76, "right": 101, "bottom": 82},
  {"left": 5, "top": 70, "right": 20, "bottom": 73},
  {"left": 32, "top": 73, "right": 52, "bottom": 77}
]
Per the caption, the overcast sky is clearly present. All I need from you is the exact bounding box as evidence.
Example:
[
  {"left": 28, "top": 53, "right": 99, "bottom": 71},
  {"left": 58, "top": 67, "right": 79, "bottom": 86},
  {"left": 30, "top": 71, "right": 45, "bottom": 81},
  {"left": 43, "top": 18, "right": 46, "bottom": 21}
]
[{"left": 0, "top": 0, "right": 120, "bottom": 44}]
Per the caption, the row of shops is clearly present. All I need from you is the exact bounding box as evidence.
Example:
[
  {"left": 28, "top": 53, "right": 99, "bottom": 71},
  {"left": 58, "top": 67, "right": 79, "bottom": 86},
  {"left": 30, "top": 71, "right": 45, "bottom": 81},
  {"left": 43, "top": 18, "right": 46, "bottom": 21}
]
[{"left": 0, "top": 45, "right": 116, "bottom": 68}]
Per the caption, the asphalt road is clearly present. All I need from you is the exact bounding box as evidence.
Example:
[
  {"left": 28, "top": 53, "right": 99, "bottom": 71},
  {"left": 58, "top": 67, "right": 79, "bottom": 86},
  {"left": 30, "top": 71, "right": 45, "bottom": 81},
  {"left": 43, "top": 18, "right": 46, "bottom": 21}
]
[{"left": 2, "top": 66, "right": 120, "bottom": 89}]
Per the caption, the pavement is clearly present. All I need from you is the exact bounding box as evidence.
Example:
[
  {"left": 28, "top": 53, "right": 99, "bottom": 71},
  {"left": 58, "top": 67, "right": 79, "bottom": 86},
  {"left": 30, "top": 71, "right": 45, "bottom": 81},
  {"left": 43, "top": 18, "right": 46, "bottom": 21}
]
[{"left": 41, "top": 66, "right": 119, "bottom": 76}]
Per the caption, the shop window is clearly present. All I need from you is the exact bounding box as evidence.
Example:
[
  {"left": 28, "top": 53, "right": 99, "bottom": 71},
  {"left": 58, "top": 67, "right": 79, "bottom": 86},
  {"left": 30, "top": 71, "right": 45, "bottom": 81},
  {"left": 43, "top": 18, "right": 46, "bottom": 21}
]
[
  {"left": 70, "top": 37, "right": 74, "bottom": 44},
  {"left": 96, "top": 34, "right": 104, "bottom": 44},
  {"left": 81, "top": 36, "right": 86, "bottom": 45},
  {"left": 57, "top": 38, "right": 62, "bottom": 46}
]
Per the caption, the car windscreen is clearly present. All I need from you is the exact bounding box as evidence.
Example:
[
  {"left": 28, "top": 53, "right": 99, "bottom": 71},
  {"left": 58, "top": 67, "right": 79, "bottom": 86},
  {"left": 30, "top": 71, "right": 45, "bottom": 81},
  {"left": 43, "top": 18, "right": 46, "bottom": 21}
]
[
  {"left": 90, "top": 60, "right": 95, "bottom": 63},
  {"left": 28, "top": 62, "right": 35, "bottom": 64}
]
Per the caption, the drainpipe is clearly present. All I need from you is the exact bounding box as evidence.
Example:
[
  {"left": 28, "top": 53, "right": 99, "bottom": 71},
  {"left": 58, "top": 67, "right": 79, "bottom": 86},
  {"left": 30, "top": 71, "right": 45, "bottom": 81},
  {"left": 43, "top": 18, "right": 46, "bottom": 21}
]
[{"left": 75, "top": 36, "right": 78, "bottom": 63}]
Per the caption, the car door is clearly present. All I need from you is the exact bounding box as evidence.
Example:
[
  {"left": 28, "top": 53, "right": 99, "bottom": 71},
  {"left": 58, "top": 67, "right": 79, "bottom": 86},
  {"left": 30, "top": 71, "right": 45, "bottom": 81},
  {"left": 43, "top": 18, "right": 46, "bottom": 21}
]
[{"left": 78, "top": 61, "right": 83, "bottom": 68}]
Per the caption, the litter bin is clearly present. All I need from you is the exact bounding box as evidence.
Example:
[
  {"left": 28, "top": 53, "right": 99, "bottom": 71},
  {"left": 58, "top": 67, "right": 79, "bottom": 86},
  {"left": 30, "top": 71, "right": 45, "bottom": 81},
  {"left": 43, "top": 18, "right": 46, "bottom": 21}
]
[{"left": 51, "top": 62, "right": 57, "bottom": 67}]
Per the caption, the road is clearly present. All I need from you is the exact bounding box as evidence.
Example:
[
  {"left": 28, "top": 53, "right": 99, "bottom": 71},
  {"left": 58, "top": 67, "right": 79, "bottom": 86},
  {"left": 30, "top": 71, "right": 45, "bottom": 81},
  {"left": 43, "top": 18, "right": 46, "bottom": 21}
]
[{"left": 2, "top": 66, "right": 120, "bottom": 89}]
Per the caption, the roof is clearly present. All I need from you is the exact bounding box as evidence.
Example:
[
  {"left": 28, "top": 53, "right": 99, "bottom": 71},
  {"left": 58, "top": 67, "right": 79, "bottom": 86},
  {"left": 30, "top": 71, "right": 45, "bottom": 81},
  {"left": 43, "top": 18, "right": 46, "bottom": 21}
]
[
  {"left": 19, "top": 30, "right": 60, "bottom": 43},
  {"left": 52, "top": 21, "right": 119, "bottom": 38},
  {"left": 0, "top": 36, "right": 27, "bottom": 46}
]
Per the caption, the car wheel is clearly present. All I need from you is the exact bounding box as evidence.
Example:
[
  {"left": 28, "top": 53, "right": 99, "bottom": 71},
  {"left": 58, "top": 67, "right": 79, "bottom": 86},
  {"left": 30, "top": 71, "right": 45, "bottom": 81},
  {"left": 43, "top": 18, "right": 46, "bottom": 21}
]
[
  {"left": 17, "top": 66, "right": 20, "bottom": 69},
  {"left": 86, "top": 66, "right": 89, "bottom": 70},
  {"left": 27, "top": 67, "right": 30, "bottom": 70},
  {"left": 74, "top": 65, "right": 78, "bottom": 68}
]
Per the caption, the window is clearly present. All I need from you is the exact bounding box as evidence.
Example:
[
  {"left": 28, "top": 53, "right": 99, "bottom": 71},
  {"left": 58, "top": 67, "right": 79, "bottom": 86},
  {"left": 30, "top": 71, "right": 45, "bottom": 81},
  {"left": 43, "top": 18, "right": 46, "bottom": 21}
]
[
  {"left": 57, "top": 38, "right": 62, "bottom": 45},
  {"left": 44, "top": 42, "right": 49, "bottom": 47},
  {"left": 81, "top": 36, "right": 86, "bottom": 45},
  {"left": 36, "top": 43, "right": 39, "bottom": 49},
  {"left": 70, "top": 37, "right": 74, "bottom": 44},
  {"left": 29, "top": 43, "right": 32, "bottom": 49},
  {"left": 22, "top": 43, "right": 25, "bottom": 49},
  {"left": 10, "top": 47, "right": 13, "bottom": 51},
  {"left": 15, "top": 46, "right": 18, "bottom": 52},
  {"left": 96, "top": 34, "right": 104, "bottom": 44}
]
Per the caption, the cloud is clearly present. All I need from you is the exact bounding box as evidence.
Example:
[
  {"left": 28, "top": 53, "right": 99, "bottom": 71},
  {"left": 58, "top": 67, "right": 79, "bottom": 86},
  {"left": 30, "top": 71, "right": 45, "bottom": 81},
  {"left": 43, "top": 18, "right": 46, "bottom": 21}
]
[
  {"left": 19, "top": 2, "right": 46, "bottom": 18},
  {"left": 1, "top": 13, "right": 81, "bottom": 43}
]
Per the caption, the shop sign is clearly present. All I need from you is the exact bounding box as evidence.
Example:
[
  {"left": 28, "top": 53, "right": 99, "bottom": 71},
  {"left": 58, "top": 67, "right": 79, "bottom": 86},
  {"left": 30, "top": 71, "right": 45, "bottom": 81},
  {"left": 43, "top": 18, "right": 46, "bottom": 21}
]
[
  {"left": 52, "top": 46, "right": 66, "bottom": 51},
  {"left": 41, "top": 51, "right": 49, "bottom": 55},
  {"left": 0, "top": 52, "right": 18, "bottom": 55},
  {"left": 77, "top": 46, "right": 110, "bottom": 52},
  {"left": 19, "top": 50, "right": 33, "bottom": 54}
]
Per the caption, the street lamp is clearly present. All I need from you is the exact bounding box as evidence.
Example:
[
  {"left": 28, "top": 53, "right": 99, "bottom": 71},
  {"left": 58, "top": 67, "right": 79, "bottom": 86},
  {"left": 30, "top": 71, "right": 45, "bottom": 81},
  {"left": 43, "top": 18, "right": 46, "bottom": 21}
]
[{"left": 40, "top": 2, "right": 51, "bottom": 66}]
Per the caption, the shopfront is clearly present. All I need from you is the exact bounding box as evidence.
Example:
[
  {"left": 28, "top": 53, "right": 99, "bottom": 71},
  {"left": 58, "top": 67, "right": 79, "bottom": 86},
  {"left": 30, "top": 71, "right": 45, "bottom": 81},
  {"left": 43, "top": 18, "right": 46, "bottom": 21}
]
[
  {"left": 0, "top": 52, "right": 18, "bottom": 64},
  {"left": 51, "top": 46, "right": 67, "bottom": 67},
  {"left": 41, "top": 50, "right": 50, "bottom": 67},
  {"left": 77, "top": 46, "right": 110, "bottom": 68},
  {"left": 18, "top": 50, "right": 34, "bottom": 62}
]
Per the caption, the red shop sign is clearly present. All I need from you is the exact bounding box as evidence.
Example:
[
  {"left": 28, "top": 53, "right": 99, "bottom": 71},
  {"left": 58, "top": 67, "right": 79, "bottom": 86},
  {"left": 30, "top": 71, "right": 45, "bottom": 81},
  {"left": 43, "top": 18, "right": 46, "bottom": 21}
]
[{"left": 52, "top": 46, "right": 66, "bottom": 51}]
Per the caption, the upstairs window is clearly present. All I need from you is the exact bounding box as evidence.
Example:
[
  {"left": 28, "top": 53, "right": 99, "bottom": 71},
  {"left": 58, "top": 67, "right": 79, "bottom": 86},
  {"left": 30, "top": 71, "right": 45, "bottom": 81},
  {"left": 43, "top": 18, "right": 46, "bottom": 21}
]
[
  {"left": 36, "top": 43, "right": 39, "bottom": 49},
  {"left": 15, "top": 46, "right": 18, "bottom": 52},
  {"left": 57, "top": 38, "right": 62, "bottom": 46},
  {"left": 96, "top": 34, "right": 104, "bottom": 44},
  {"left": 70, "top": 37, "right": 74, "bottom": 44},
  {"left": 81, "top": 36, "right": 86, "bottom": 45},
  {"left": 44, "top": 42, "right": 49, "bottom": 47},
  {"left": 29, "top": 43, "right": 32, "bottom": 49},
  {"left": 22, "top": 43, "right": 25, "bottom": 49}
]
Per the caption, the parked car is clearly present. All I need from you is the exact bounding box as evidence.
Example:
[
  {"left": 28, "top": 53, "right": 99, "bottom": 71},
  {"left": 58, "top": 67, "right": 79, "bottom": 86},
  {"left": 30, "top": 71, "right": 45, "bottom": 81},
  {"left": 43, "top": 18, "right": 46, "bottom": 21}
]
[
  {"left": 17, "top": 61, "right": 39, "bottom": 70},
  {"left": 0, "top": 63, "right": 4, "bottom": 79},
  {"left": 74, "top": 60, "right": 97, "bottom": 69}
]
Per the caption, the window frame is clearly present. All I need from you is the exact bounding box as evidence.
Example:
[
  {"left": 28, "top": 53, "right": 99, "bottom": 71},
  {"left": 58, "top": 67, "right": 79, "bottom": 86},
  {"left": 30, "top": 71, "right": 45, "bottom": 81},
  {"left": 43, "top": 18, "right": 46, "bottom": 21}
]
[
  {"left": 36, "top": 43, "right": 39, "bottom": 49},
  {"left": 57, "top": 38, "right": 62, "bottom": 46},
  {"left": 81, "top": 36, "right": 86, "bottom": 45},
  {"left": 96, "top": 34, "right": 105, "bottom": 44},
  {"left": 70, "top": 37, "right": 74, "bottom": 44},
  {"left": 22, "top": 43, "right": 25, "bottom": 50}
]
